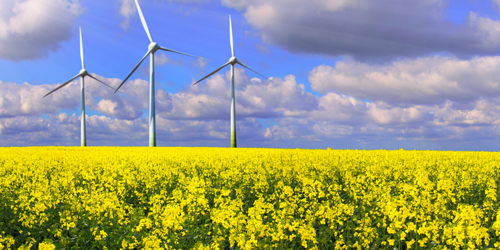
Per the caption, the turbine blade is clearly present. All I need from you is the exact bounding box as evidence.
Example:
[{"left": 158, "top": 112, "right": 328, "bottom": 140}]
[
  {"left": 80, "top": 27, "right": 85, "bottom": 69},
  {"left": 159, "top": 46, "right": 198, "bottom": 58},
  {"left": 115, "top": 50, "right": 151, "bottom": 93},
  {"left": 192, "top": 61, "right": 231, "bottom": 85},
  {"left": 237, "top": 61, "right": 273, "bottom": 82},
  {"left": 87, "top": 74, "right": 118, "bottom": 92},
  {"left": 229, "top": 15, "right": 234, "bottom": 57},
  {"left": 135, "top": 0, "right": 154, "bottom": 42},
  {"left": 43, "top": 74, "right": 81, "bottom": 98}
]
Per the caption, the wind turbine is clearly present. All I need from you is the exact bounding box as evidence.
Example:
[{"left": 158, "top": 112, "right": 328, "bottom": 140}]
[
  {"left": 192, "top": 16, "right": 272, "bottom": 148},
  {"left": 114, "top": 0, "right": 198, "bottom": 147},
  {"left": 44, "top": 27, "right": 117, "bottom": 147}
]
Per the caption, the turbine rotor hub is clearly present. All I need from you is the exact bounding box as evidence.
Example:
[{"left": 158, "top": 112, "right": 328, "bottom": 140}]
[
  {"left": 79, "top": 69, "right": 88, "bottom": 76},
  {"left": 149, "top": 42, "right": 159, "bottom": 52},
  {"left": 229, "top": 57, "right": 237, "bottom": 65}
]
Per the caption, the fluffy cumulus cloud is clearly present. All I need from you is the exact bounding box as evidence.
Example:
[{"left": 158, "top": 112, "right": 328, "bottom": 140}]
[
  {"left": 190, "top": 57, "right": 209, "bottom": 72},
  {"left": 222, "top": 0, "right": 500, "bottom": 60},
  {"left": 0, "top": 0, "right": 82, "bottom": 61},
  {"left": 0, "top": 80, "right": 79, "bottom": 118},
  {"left": 159, "top": 68, "right": 318, "bottom": 120},
  {"left": 309, "top": 56, "right": 500, "bottom": 105},
  {"left": 85, "top": 76, "right": 149, "bottom": 120},
  {"left": 0, "top": 114, "right": 148, "bottom": 146},
  {"left": 0, "top": 113, "right": 267, "bottom": 147},
  {"left": 119, "top": 0, "right": 136, "bottom": 30},
  {"left": 0, "top": 74, "right": 145, "bottom": 120}
]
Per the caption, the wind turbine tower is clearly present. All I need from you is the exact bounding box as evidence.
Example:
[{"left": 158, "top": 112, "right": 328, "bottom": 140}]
[
  {"left": 192, "top": 16, "right": 273, "bottom": 148},
  {"left": 114, "top": 0, "right": 198, "bottom": 147}
]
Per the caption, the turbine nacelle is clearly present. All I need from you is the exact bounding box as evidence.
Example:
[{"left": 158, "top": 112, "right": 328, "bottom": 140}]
[
  {"left": 149, "top": 42, "right": 159, "bottom": 53},
  {"left": 229, "top": 56, "right": 237, "bottom": 65},
  {"left": 79, "top": 69, "right": 88, "bottom": 77}
]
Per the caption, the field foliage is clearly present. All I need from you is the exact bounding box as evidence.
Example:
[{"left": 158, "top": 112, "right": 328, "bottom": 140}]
[{"left": 0, "top": 147, "right": 499, "bottom": 249}]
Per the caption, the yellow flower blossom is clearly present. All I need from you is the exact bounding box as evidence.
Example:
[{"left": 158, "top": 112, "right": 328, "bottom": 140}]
[{"left": 0, "top": 147, "right": 499, "bottom": 249}]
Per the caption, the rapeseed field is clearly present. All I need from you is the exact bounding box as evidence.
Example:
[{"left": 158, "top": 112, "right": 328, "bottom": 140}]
[{"left": 0, "top": 147, "right": 499, "bottom": 249}]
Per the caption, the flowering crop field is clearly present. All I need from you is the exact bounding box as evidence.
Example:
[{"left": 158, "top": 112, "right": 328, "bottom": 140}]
[{"left": 0, "top": 147, "right": 500, "bottom": 249}]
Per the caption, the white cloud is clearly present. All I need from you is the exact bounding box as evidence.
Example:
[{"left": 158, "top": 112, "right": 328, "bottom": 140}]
[
  {"left": 221, "top": 0, "right": 249, "bottom": 11},
  {"left": 466, "top": 11, "right": 500, "bottom": 51},
  {"left": 309, "top": 56, "right": 500, "bottom": 105},
  {"left": 244, "top": 3, "right": 276, "bottom": 29},
  {"left": 159, "top": 68, "right": 318, "bottom": 120},
  {"left": 0, "top": 115, "right": 76, "bottom": 146},
  {"left": 190, "top": 57, "right": 209, "bottom": 72},
  {"left": 0, "top": 114, "right": 148, "bottom": 146},
  {"left": 89, "top": 76, "right": 148, "bottom": 120},
  {"left": 0, "top": 0, "right": 82, "bottom": 61},
  {"left": 155, "top": 53, "right": 185, "bottom": 66},
  {"left": 0, "top": 75, "right": 136, "bottom": 119},
  {"left": 366, "top": 103, "right": 430, "bottom": 125},
  {"left": 0, "top": 113, "right": 266, "bottom": 147},
  {"left": 308, "top": 92, "right": 367, "bottom": 124},
  {"left": 0, "top": 80, "right": 78, "bottom": 117},
  {"left": 119, "top": 0, "right": 136, "bottom": 30},
  {"left": 432, "top": 99, "right": 500, "bottom": 126}
]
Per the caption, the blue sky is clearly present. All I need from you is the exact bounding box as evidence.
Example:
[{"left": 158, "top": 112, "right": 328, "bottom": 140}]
[{"left": 2, "top": 0, "right": 500, "bottom": 150}]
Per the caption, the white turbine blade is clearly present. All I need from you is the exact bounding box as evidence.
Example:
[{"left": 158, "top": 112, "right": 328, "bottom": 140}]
[
  {"left": 229, "top": 15, "right": 234, "bottom": 57},
  {"left": 115, "top": 50, "right": 151, "bottom": 93},
  {"left": 237, "top": 61, "right": 273, "bottom": 82},
  {"left": 159, "top": 46, "right": 198, "bottom": 58},
  {"left": 192, "top": 61, "right": 231, "bottom": 85},
  {"left": 135, "top": 0, "right": 154, "bottom": 42},
  {"left": 80, "top": 27, "right": 85, "bottom": 69},
  {"left": 43, "top": 74, "right": 81, "bottom": 98},
  {"left": 87, "top": 74, "right": 118, "bottom": 92}
]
